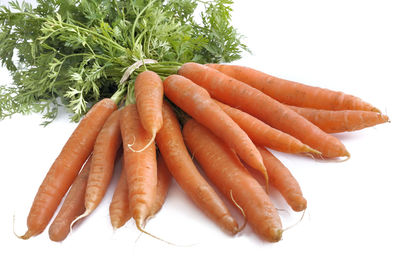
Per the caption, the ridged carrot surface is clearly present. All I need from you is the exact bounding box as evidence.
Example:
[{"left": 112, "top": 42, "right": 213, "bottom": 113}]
[
  {"left": 20, "top": 98, "right": 117, "bottom": 239},
  {"left": 178, "top": 63, "right": 349, "bottom": 158},
  {"left": 183, "top": 119, "right": 282, "bottom": 242},
  {"left": 207, "top": 64, "right": 379, "bottom": 112}
]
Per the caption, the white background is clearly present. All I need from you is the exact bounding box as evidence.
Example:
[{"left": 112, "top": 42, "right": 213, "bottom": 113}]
[{"left": 1, "top": 0, "right": 399, "bottom": 265}]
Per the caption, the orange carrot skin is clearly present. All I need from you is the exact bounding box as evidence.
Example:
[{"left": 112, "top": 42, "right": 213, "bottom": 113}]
[
  {"left": 85, "top": 109, "right": 122, "bottom": 213},
  {"left": 207, "top": 64, "right": 379, "bottom": 112},
  {"left": 134, "top": 71, "right": 164, "bottom": 135},
  {"left": 151, "top": 155, "right": 172, "bottom": 216},
  {"left": 183, "top": 119, "right": 282, "bottom": 242},
  {"left": 178, "top": 63, "right": 348, "bottom": 158},
  {"left": 215, "top": 100, "right": 317, "bottom": 154},
  {"left": 163, "top": 74, "right": 267, "bottom": 176},
  {"left": 288, "top": 105, "right": 389, "bottom": 133},
  {"left": 48, "top": 156, "right": 92, "bottom": 242},
  {"left": 257, "top": 147, "right": 307, "bottom": 212},
  {"left": 155, "top": 101, "right": 238, "bottom": 234},
  {"left": 109, "top": 167, "right": 131, "bottom": 229},
  {"left": 109, "top": 156, "right": 172, "bottom": 229},
  {"left": 23, "top": 98, "right": 117, "bottom": 239},
  {"left": 120, "top": 104, "right": 157, "bottom": 227}
]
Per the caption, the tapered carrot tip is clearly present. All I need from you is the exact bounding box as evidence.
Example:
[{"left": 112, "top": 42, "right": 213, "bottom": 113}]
[
  {"left": 15, "top": 230, "right": 34, "bottom": 240},
  {"left": 221, "top": 215, "right": 240, "bottom": 235},
  {"left": 268, "top": 228, "right": 283, "bottom": 242}
]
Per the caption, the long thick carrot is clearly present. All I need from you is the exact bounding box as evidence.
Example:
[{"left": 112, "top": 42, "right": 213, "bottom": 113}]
[
  {"left": 133, "top": 71, "right": 164, "bottom": 152},
  {"left": 73, "top": 109, "right": 122, "bottom": 222},
  {"left": 215, "top": 100, "right": 319, "bottom": 155},
  {"left": 48, "top": 156, "right": 92, "bottom": 242},
  {"left": 288, "top": 105, "right": 389, "bottom": 133},
  {"left": 120, "top": 103, "right": 157, "bottom": 230},
  {"left": 256, "top": 147, "right": 307, "bottom": 212},
  {"left": 155, "top": 101, "right": 238, "bottom": 234},
  {"left": 20, "top": 98, "right": 117, "bottom": 239},
  {"left": 163, "top": 74, "right": 268, "bottom": 180},
  {"left": 207, "top": 64, "right": 380, "bottom": 112},
  {"left": 178, "top": 63, "right": 349, "bottom": 158},
  {"left": 183, "top": 119, "right": 282, "bottom": 242},
  {"left": 109, "top": 155, "right": 171, "bottom": 229}
]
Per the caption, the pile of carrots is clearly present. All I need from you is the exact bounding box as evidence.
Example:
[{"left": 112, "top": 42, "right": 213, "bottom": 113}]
[{"left": 17, "top": 62, "right": 389, "bottom": 243}]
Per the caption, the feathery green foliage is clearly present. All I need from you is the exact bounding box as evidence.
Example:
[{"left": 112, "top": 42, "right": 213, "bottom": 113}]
[{"left": 0, "top": 0, "right": 248, "bottom": 124}]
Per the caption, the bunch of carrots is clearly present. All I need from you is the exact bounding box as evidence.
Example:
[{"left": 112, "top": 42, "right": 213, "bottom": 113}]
[{"left": 17, "top": 62, "right": 389, "bottom": 243}]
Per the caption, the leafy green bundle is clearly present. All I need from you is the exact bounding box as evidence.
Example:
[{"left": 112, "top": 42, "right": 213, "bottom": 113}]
[{"left": 0, "top": 0, "right": 248, "bottom": 124}]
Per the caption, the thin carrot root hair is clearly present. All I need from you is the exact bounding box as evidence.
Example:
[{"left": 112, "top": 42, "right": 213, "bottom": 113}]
[
  {"left": 69, "top": 209, "right": 90, "bottom": 233},
  {"left": 229, "top": 190, "right": 247, "bottom": 233},
  {"left": 316, "top": 153, "right": 351, "bottom": 163},
  {"left": 127, "top": 133, "right": 156, "bottom": 153},
  {"left": 135, "top": 221, "right": 195, "bottom": 247},
  {"left": 282, "top": 209, "right": 306, "bottom": 232}
]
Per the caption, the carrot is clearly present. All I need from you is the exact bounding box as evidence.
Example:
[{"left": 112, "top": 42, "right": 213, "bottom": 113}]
[
  {"left": 132, "top": 70, "right": 164, "bottom": 152},
  {"left": 109, "top": 166, "right": 131, "bottom": 230},
  {"left": 288, "top": 105, "right": 390, "bottom": 133},
  {"left": 207, "top": 64, "right": 380, "bottom": 112},
  {"left": 183, "top": 119, "right": 282, "bottom": 242},
  {"left": 109, "top": 155, "right": 172, "bottom": 230},
  {"left": 19, "top": 98, "right": 117, "bottom": 239},
  {"left": 215, "top": 100, "right": 320, "bottom": 155},
  {"left": 163, "top": 74, "right": 268, "bottom": 182},
  {"left": 48, "top": 156, "right": 92, "bottom": 242},
  {"left": 256, "top": 147, "right": 307, "bottom": 212},
  {"left": 120, "top": 103, "right": 157, "bottom": 231},
  {"left": 155, "top": 100, "right": 238, "bottom": 234},
  {"left": 178, "top": 63, "right": 349, "bottom": 159},
  {"left": 70, "top": 109, "right": 122, "bottom": 224},
  {"left": 151, "top": 155, "right": 172, "bottom": 216}
]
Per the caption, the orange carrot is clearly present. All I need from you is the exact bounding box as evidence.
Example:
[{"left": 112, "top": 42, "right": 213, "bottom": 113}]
[
  {"left": 73, "top": 109, "right": 122, "bottom": 222},
  {"left": 109, "top": 166, "right": 131, "bottom": 230},
  {"left": 178, "top": 63, "right": 349, "bottom": 159},
  {"left": 288, "top": 105, "right": 389, "bottom": 133},
  {"left": 155, "top": 100, "right": 238, "bottom": 234},
  {"left": 215, "top": 100, "right": 320, "bottom": 155},
  {"left": 20, "top": 98, "right": 117, "bottom": 239},
  {"left": 133, "top": 71, "right": 164, "bottom": 152},
  {"left": 109, "top": 155, "right": 172, "bottom": 229},
  {"left": 163, "top": 74, "right": 268, "bottom": 181},
  {"left": 207, "top": 64, "right": 380, "bottom": 112},
  {"left": 256, "top": 147, "right": 307, "bottom": 212},
  {"left": 120, "top": 103, "right": 157, "bottom": 230},
  {"left": 48, "top": 156, "right": 92, "bottom": 242},
  {"left": 183, "top": 119, "right": 282, "bottom": 242},
  {"left": 151, "top": 155, "right": 172, "bottom": 216}
]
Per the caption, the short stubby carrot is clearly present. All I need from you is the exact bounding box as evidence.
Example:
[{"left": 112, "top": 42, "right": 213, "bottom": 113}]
[
  {"left": 109, "top": 166, "right": 131, "bottom": 230},
  {"left": 207, "top": 64, "right": 380, "bottom": 112},
  {"left": 133, "top": 71, "right": 164, "bottom": 151},
  {"left": 183, "top": 119, "right": 282, "bottom": 242},
  {"left": 288, "top": 105, "right": 390, "bottom": 133},
  {"left": 155, "top": 101, "right": 238, "bottom": 234},
  {"left": 20, "top": 98, "right": 117, "bottom": 239},
  {"left": 48, "top": 156, "right": 92, "bottom": 242},
  {"left": 215, "top": 100, "right": 320, "bottom": 155},
  {"left": 178, "top": 63, "right": 349, "bottom": 159},
  {"left": 120, "top": 103, "right": 157, "bottom": 230},
  {"left": 81, "top": 109, "right": 121, "bottom": 219},
  {"left": 257, "top": 147, "right": 307, "bottom": 212},
  {"left": 163, "top": 74, "right": 268, "bottom": 180}
]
